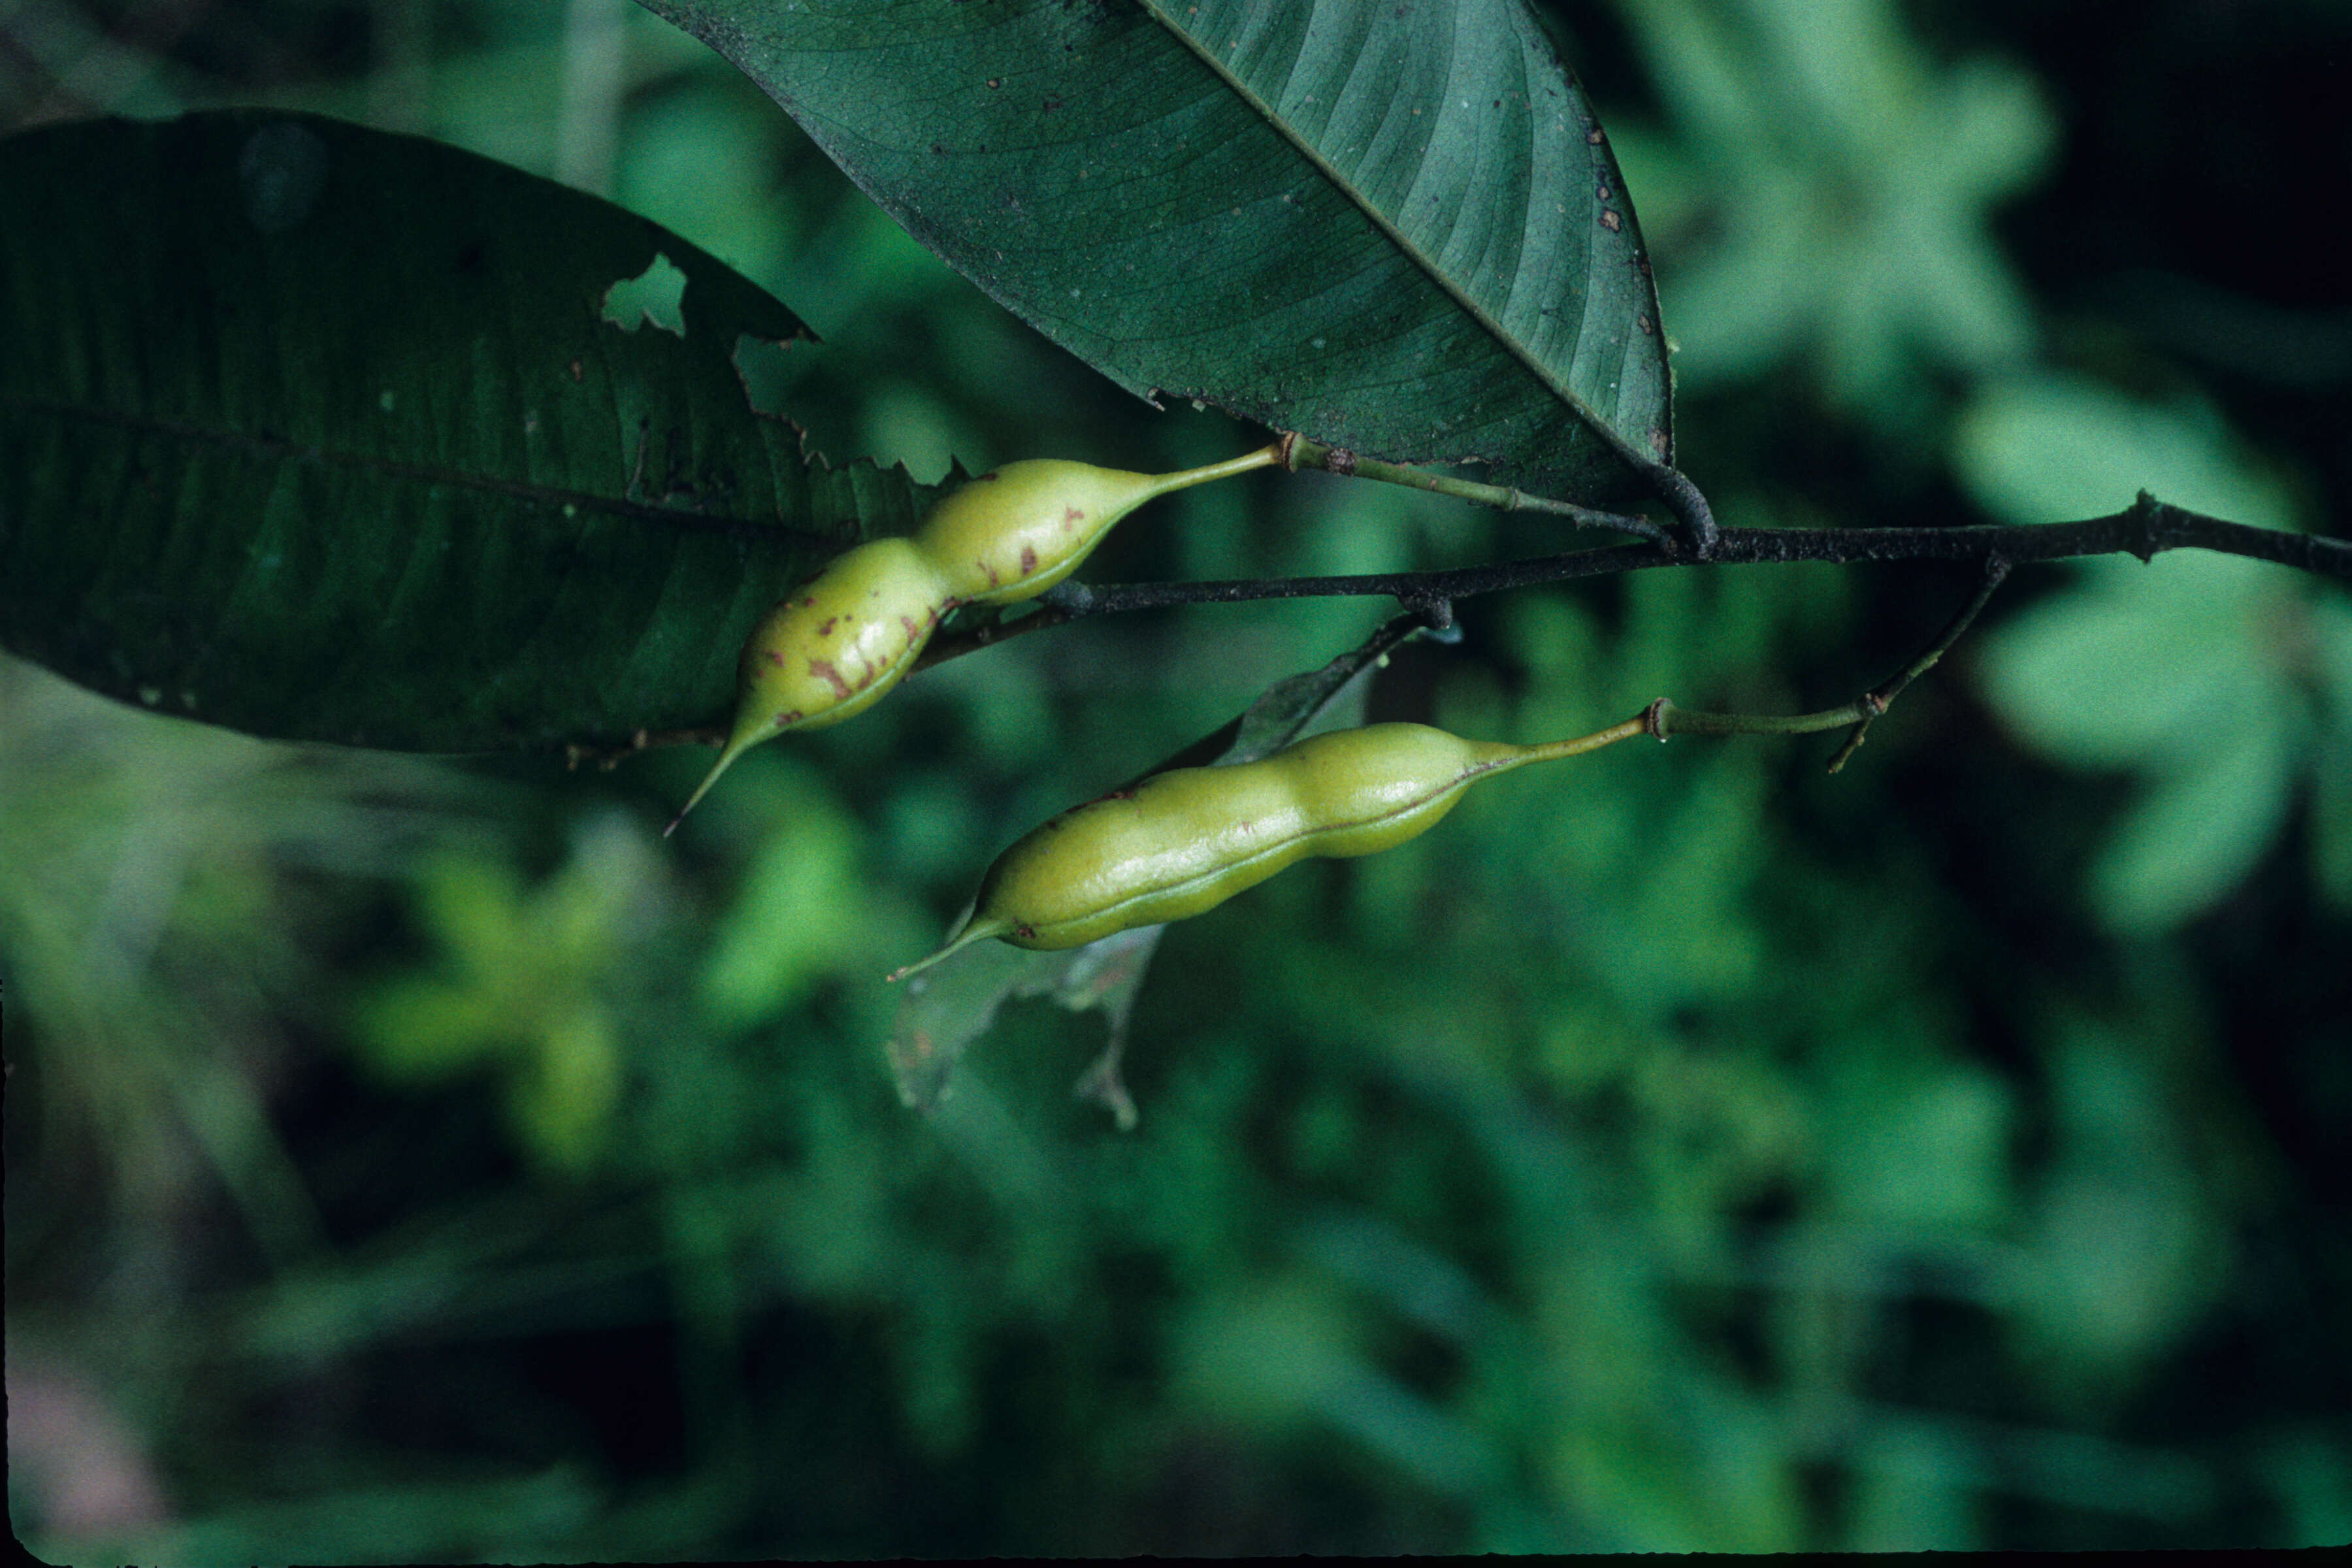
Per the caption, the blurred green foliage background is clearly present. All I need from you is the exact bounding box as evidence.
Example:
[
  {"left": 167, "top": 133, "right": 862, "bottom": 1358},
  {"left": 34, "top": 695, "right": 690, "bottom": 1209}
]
[{"left": 6, "top": 0, "right": 2350, "bottom": 1556}]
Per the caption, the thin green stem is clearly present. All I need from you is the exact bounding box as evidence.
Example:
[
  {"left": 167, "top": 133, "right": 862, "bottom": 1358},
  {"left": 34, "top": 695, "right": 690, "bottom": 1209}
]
[
  {"left": 1151, "top": 441, "right": 1285, "bottom": 498},
  {"left": 1281, "top": 434, "right": 1714, "bottom": 555},
  {"left": 1513, "top": 715, "right": 1654, "bottom": 765},
  {"left": 1641, "top": 557, "right": 2013, "bottom": 764},
  {"left": 1281, "top": 433, "right": 1674, "bottom": 547},
  {"left": 885, "top": 914, "right": 1012, "bottom": 985},
  {"left": 1823, "top": 559, "right": 2010, "bottom": 772},
  {"left": 1647, "top": 698, "right": 1875, "bottom": 740}
]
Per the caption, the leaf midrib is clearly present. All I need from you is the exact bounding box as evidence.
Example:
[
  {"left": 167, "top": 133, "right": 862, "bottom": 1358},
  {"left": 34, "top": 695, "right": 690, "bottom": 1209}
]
[
  {"left": 0, "top": 393, "right": 838, "bottom": 546},
  {"left": 1132, "top": 0, "right": 1618, "bottom": 449}
]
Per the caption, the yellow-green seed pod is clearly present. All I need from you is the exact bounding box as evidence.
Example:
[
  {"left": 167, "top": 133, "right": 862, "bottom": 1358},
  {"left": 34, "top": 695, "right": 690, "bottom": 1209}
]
[
  {"left": 889, "top": 719, "right": 1640, "bottom": 977},
  {"left": 916, "top": 449, "right": 1278, "bottom": 606},
  {"left": 668, "top": 443, "right": 1280, "bottom": 830},
  {"left": 668, "top": 538, "right": 947, "bottom": 832}
]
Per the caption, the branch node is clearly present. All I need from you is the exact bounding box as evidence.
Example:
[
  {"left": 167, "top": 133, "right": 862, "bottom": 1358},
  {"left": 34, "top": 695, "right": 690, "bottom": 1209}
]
[
  {"left": 1594, "top": 509, "right": 1679, "bottom": 553},
  {"left": 1643, "top": 697, "right": 1673, "bottom": 740},
  {"left": 1824, "top": 722, "right": 1872, "bottom": 775},
  {"left": 2127, "top": 491, "right": 2165, "bottom": 563},
  {"left": 1407, "top": 595, "right": 1455, "bottom": 633}
]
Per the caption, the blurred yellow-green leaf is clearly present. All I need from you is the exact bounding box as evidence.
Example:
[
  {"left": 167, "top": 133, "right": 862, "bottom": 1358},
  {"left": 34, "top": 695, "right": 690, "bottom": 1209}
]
[
  {"left": 1959, "top": 372, "right": 2337, "bottom": 929},
  {"left": 350, "top": 819, "right": 662, "bottom": 1170}
]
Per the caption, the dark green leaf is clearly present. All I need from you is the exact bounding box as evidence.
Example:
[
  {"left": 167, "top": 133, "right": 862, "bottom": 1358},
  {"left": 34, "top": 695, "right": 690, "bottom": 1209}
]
[
  {"left": 642, "top": 0, "right": 1672, "bottom": 507},
  {"left": 0, "top": 110, "right": 934, "bottom": 753},
  {"left": 1215, "top": 610, "right": 1427, "bottom": 766}
]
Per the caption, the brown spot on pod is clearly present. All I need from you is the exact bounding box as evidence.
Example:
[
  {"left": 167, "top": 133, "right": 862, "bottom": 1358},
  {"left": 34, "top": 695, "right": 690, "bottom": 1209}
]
[
  {"left": 806, "top": 659, "right": 853, "bottom": 700},
  {"left": 818, "top": 616, "right": 838, "bottom": 637},
  {"left": 1020, "top": 544, "right": 1038, "bottom": 574},
  {"left": 1064, "top": 507, "right": 1085, "bottom": 523},
  {"left": 762, "top": 649, "right": 785, "bottom": 668}
]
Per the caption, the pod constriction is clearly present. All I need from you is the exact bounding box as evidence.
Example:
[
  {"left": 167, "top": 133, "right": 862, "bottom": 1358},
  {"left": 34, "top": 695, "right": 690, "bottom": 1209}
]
[
  {"left": 891, "top": 722, "right": 1614, "bottom": 978},
  {"left": 670, "top": 446, "right": 1279, "bottom": 828}
]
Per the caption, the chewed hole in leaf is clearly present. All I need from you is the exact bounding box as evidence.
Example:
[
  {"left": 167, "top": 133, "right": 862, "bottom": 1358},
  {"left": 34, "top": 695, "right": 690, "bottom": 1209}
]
[
  {"left": 600, "top": 252, "right": 687, "bottom": 336},
  {"left": 732, "top": 332, "right": 806, "bottom": 419}
]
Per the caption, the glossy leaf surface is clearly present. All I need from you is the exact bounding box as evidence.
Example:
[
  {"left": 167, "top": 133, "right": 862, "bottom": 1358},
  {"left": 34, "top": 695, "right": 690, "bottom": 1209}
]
[
  {"left": 0, "top": 110, "right": 933, "bottom": 752},
  {"left": 642, "top": 0, "right": 1672, "bottom": 508}
]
